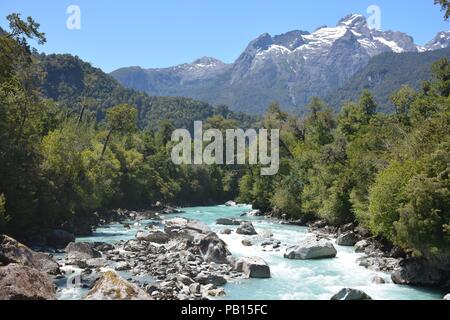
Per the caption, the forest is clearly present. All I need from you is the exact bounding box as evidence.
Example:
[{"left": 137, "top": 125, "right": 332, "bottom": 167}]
[{"left": 0, "top": 11, "right": 449, "bottom": 265}]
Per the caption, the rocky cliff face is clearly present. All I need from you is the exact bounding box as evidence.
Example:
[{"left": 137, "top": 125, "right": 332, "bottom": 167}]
[{"left": 111, "top": 14, "right": 449, "bottom": 114}]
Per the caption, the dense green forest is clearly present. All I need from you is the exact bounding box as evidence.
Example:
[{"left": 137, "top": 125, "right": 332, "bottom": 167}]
[
  {"left": 38, "top": 53, "right": 256, "bottom": 131},
  {"left": 0, "top": 11, "right": 449, "bottom": 264},
  {"left": 239, "top": 68, "right": 450, "bottom": 259}
]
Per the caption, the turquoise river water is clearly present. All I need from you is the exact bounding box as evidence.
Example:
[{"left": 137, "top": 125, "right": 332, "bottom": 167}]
[{"left": 57, "top": 205, "right": 444, "bottom": 300}]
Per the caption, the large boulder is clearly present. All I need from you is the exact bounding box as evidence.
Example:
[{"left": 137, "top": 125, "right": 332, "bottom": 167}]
[
  {"left": 164, "top": 218, "right": 211, "bottom": 240},
  {"left": 0, "top": 264, "right": 56, "bottom": 300},
  {"left": 194, "top": 272, "right": 227, "bottom": 286},
  {"left": 284, "top": 238, "right": 337, "bottom": 260},
  {"left": 336, "top": 232, "right": 359, "bottom": 246},
  {"left": 46, "top": 229, "right": 75, "bottom": 249},
  {"left": 354, "top": 240, "right": 370, "bottom": 253},
  {"left": 136, "top": 230, "right": 170, "bottom": 244},
  {"left": 0, "top": 235, "right": 60, "bottom": 275},
  {"left": 444, "top": 294, "right": 450, "bottom": 300},
  {"left": 65, "top": 242, "right": 101, "bottom": 261},
  {"left": 236, "top": 222, "right": 257, "bottom": 235},
  {"left": 391, "top": 257, "right": 446, "bottom": 287},
  {"left": 84, "top": 271, "right": 152, "bottom": 300},
  {"left": 233, "top": 257, "right": 271, "bottom": 278},
  {"left": 195, "top": 232, "right": 230, "bottom": 264},
  {"left": 216, "top": 218, "right": 241, "bottom": 226},
  {"left": 330, "top": 288, "right": 372, "bottom": 300}
]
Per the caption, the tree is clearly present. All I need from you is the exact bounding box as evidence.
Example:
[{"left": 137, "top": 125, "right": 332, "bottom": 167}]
[
  {"left": 6, "top": 13, "right": 46, "bottom": 45},
  {"left": 435, "top": 0, "right": 450, "bottom": 20},
  {"left": 101, "top": 104, "right": 138, "bottom": 158},
  {"left": 431, "top": 58, "right": 450, "bottom": 97},
  {"left": 0, "top": 194, "right": 9, "bottom": 232},
  {"left": 390, "top": 85, "right": 416, "bottom": 125}
]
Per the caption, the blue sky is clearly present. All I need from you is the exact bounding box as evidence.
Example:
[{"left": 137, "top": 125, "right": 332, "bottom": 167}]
[{"left": 0, "top": 0, "right": 448, "bottom": 72}]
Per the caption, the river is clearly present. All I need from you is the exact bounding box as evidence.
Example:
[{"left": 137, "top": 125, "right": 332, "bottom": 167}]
[{"left": 57, "top": 205, "right": 443, "bottom": 300}]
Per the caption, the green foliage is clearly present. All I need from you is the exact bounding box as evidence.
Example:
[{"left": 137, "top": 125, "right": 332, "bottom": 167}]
[
  {"left": 368, "top": 161, "right": 415, "bottom": 240},
  {"left": 239, "top": 58, "right": 450, "bottom": 257},
  {"left": 395, "top": 143, "right": 450, "bottom": 256},
  {"left": 435, "top": 0, "right": 450, "bottom": 20},
  {"left": 0, "top": 194, "right": 9, "bottom": 232}
]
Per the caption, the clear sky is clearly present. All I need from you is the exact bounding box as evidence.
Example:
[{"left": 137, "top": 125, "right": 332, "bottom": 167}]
[{"left": 0, "top": 0, "right": 448, "bottom": 72}]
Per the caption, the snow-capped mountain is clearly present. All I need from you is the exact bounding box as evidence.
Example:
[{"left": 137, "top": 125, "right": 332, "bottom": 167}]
[
  {"left": 111, "top": 14, "right": 449, "bottom": 114},
  {"left": 423, "top": 31, "right": 450, "bottom": 51}
]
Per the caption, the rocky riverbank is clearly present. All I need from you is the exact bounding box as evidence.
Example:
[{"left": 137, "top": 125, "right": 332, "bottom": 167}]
[
  {"left": 303, "top": 219, "right": 450, "bottom": 290},
  {"left": 1, "top": 205, "right": 448, "bottom": 300}
]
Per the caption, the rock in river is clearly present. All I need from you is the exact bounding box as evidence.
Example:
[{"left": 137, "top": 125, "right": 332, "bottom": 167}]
[
  {"left": 216, "top": 218, "right": 241, "bottom": 226},
  {"left": 236, "top": 222, "right": 257, "bottom": 235},
  {"left": 195, "top": 232, "right": 230, "bottom": 264},
  {"left": 136, "top": 229, "right": 170, "bottom": 244},
  {"left": 284, "top": 237, "right": 337, "bottom": 260},
  {"left": 233, "top": 257, "right": 271, "bottom": 278},
  {"left": 194, "top": 272, "right": 227, "bottom": 286},
  {"left": 391, "top": 257, "right": 446, "bottom": 287},
  {"left": 0, "top": 234, "right": 60, "bottom": 275},
  {"left": 331, "top": 288, "right": 372, "bottom": 300},
  {"left": 165, "top": 218, "right": 211, "bottom": 240},
  {"left": 0, "top": 263, "right": 56, "bottom": 300},
  {"left": 336, "top": 231, "right": 359, "bottom": 246},
  {"left": 84, "top": 271, "right": 152, "bottom": 300},
  {"left": 65, "top": 242, "right": 101, "bottom": 261}
]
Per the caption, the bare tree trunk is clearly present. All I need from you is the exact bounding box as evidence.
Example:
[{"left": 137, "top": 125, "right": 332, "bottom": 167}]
[
  {"left": 100, "top": 129, "right": 113, "bottom": 159},
  {"left": 77, "top": 105, "right": 86, "bottom": 128}
]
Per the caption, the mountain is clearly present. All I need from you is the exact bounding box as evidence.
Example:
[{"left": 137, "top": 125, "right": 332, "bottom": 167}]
[
  {"left": 326, "top": 47, "right": 450, "bottom": 112},
  {"left": 111, "top": 14, "right": 449, "bottom": 114},
  {"left": 422, "top": 31, "right": 450, "bottom": 51},
  {"left": 37, "top": 53, "right": 255, "bottom": 130}
]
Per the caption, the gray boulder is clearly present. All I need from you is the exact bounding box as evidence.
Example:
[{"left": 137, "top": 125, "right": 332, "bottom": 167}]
[
  {"left": 391, "top": 258, "right": 445, "bottom": 287},
  {"left": 354, "top": 240, "right": 370, "bottom": 253},
  {"left": 136, "top": 230, "right": 170, "bottom": 244},
  {"left": 236, "top": 222, "right": 257, "bottom": 235},
  {"left": 331, "top": 288, "right": 372, "bottom": 300},
  {"left": 65, "top": 242, "right": 101, "bottom": 261},
  {"left": 284, "top": 238, "right": 337, "bottom": 260},
  {"left": 234, "top": 257, "right": 271, "bottom": 278},
  {"left": 0, "top": 264, "right": 56, "bottom": 300},
  {"left": 0, "top": 235, "right": 60, "bottom": 275},
  {"left": 372, "top": 276, "right": 386, "bottom": 284},
  {"left": 84, "top": 271, "right": 152, "bottom": 300},
  {"left": 196, "top": 232, "right": 230, "bottom": 264},
  {"left": 194, "top": 272, "right": 227, "bottom": 286},
  {"left": 336, "top": 231, "right": 359, "bottom": 246},
  {"left": 216, "top": 218, "right": 241, "bottom": 226},
  {"left": 164, "top": 218, "right": 211, "bottom": 240}
]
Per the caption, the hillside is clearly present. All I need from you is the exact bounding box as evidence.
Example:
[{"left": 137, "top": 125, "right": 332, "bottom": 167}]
[
  {"left": 325, "top": 47, "right": 450, "bottom": 112},
  {"left": 38, "top": 54, "right": 255, "bottom": 130}
]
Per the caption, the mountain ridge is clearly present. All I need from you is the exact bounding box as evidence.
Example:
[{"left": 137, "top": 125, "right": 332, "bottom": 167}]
[{"left": 111, "top": 14, "right": 450, "bottom": 114}]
